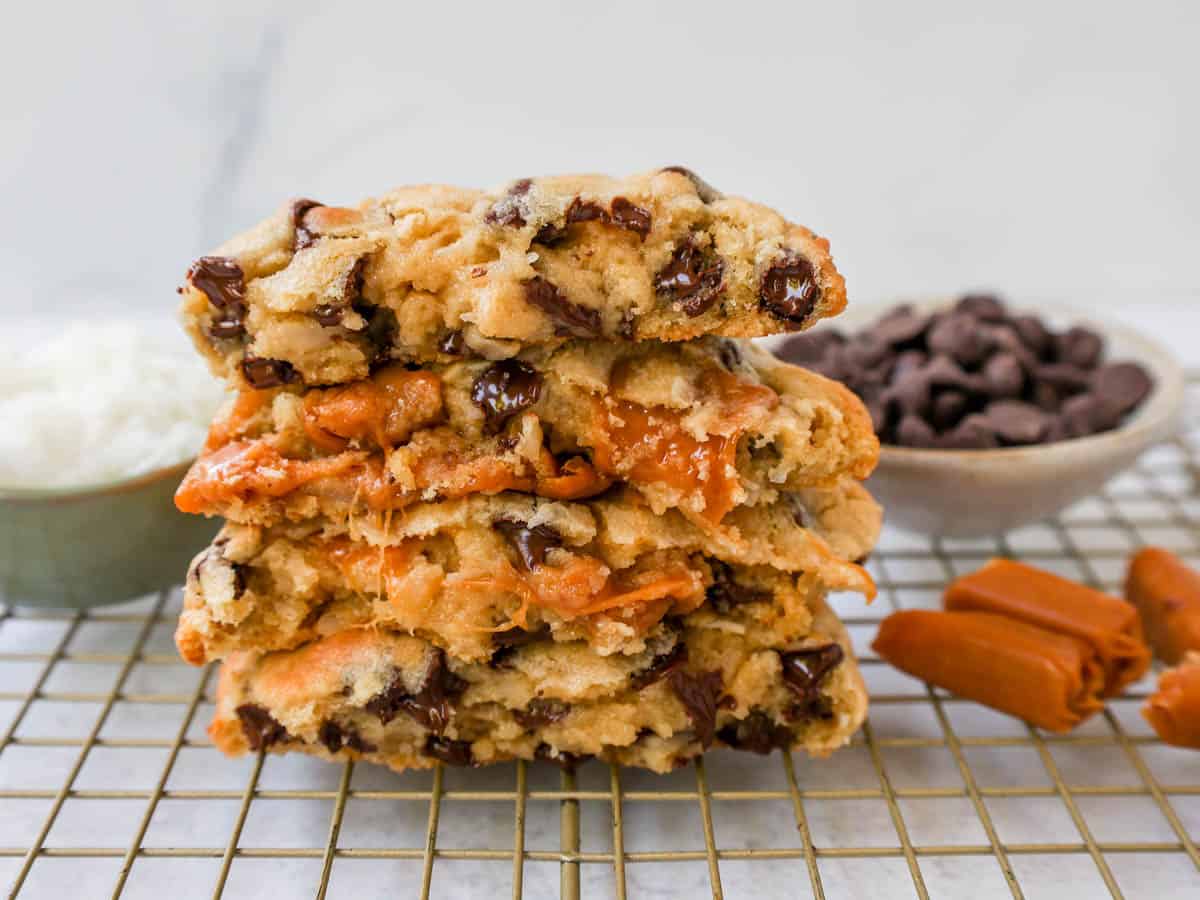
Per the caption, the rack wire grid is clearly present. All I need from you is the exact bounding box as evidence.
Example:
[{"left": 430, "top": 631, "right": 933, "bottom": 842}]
[{"left": 1, "top": 376, "right": 1197, "bottom": 900}]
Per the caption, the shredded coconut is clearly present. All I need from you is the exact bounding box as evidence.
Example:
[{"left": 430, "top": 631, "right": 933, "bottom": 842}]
[{"left": 0, "top": 321, "right": 226, "bottom": 488}]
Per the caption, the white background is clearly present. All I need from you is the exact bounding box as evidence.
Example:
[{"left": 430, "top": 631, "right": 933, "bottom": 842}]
[{"left": 2, "top": 0, "right": 1197, "bottom": 330}]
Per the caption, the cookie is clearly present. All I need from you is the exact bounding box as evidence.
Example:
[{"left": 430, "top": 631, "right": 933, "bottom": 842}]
[
  {"left": 177, "top": 482, "right": 880, "bottom": 666},
  {"left": 174, "top": 337, "right": 879, "bottom": 530},
  {"left": 207, "top": 591, "right": 866, "bottom": 773},
  {"left": 180, "top": 169, "right": 847, "bottom": 388}
]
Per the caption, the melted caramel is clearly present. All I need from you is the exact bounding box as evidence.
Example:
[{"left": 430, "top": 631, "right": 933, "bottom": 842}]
[{"left": 302, "top": 366, "right": 444, "bottom": 451}]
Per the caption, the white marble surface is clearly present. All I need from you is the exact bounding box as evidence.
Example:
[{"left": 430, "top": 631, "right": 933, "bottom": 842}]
[{"left": 3, "top": 0, "right": 1199, "bottom": 328}]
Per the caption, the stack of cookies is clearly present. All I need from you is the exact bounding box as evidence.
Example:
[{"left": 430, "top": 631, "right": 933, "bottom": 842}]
[{"left": 174, "top": 168, "right": 881, "bottom": 773}]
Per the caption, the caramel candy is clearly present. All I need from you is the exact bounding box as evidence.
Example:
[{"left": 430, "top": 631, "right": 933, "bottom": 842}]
[
  {"left": 944, "top": 559, "right": 1149, "bottom": 696},
  {"left": 872, "top": 610, "right": 1105, "bottom": 732},
  {"left": 1125, "top": 547, "right": 1200, "bottom": 665},
  {"left": 1142, "top": 653, "right": 1200, "bottom": 750}
]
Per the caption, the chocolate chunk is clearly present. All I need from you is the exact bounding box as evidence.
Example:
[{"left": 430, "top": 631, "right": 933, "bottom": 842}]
[
  {"left": 470, "top": 360, "right": 543, "bottom": 433},
  {"left": 955, "top": 293, "right": 1007, "bottom": 322},
  {"left": 845, "top": 334, "right": 892, "bottom": 370},
  {"left": 923, "top": 354, "right": 985, "bottom": 394},
  {"left": 1094, "top": 362, "right": 1153, "bottom": 415},
  {"left": 364, "top": 650, "right": 466, "bottom": 734},
  {"left": 780, "top": 644, "right": 843, "bottom": 711},
  {"left": 982, "top": 400, "right": 1052, "bottom": 445},
  {"left": 1061, "top": 392, "right": 1118, "bottom": 438},
  {"left": 1031, "top": 380, "right": 1064, "bottom": 412},
  {"left": 631, "top": 642, "right": 688, "bottom": 691},
  {"left": 706, "top": 560, "right": 769, "bottom": 615},
  {"left": 188, "top": 256, "right": 245, "bottom": 310},
  {"left": 1034, "top": 362, "right": 1092, "bottom": 393},
  {"left": 236, "top": 704, "right": 289, "bottom": 751},
  {"left": 1056, "top": 326, "right": 1104, "bottom": 369},
  {"left": 423, "top": 735, "right": 474, "bottom": 767},
  {"left": 930, "top": 390, "right": 970, "bottom": 430},
  {"left": 565, "top": 197, "right": 607, "bottom": 224},
  {"left": 667, "top": 669, "right": 724, "bottom": 747},
  {"left": 660, "top": 166, "right": 722, "bottom": 203},
  {"left": 241, "top": 356, "right": 300, "bottom": 389},
  {"left": 759, "top": 253, "right": 819, "bottom": 325},
  {"left": 896, "top": 414, "right": 937, "bottom": 448},
  {"left": 310, "top": 258, "right": 367, "bottom": 328},
  {"left": 927, "top": 313, "right": 990, "bottom": 367},
  {"left": 610, "top": 197, "right": 652, "bottom": 238},
  {"left": 716, "top": 711, "right": 793, "bottom": 754},
  {"left": 493, "top": 519, "right": 562, "bottom": 570},
  {"left": 484, "top": 178, "right": 533, "bottom": 227},
  {"left": 439, "top": 330, "right": 465, "bottom": 356},
  {"left": 984, "top": 324, "right": 1040, "bottom": 374},
  {"left": 513, "top": 698, "right": 570, "bottom": 729},
  {"left": 655, "top": 238, "right": 725, "bottom": 317},
  {"left": 522, "top": 276, "right": 602, "bottom": 337},
  {"left": 318, "top": 720, "right": 376, "bottom": 755},
  {"left": 982, "top": 352, "right": 1024, "bottom": 399},
  {"left": 1012, "top": 314, "right": 1054, "bottom": 359},
  {"left": 291, "top": 198, "right": 325, "bottom": 250},
  {"left": 208, "top": 315, "right": 246, "bottom": 340}
]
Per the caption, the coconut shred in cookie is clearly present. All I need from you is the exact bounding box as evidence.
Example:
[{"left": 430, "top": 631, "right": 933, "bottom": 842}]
[{"left": 0, "top": 321, "right": 224, "bottom": 488}]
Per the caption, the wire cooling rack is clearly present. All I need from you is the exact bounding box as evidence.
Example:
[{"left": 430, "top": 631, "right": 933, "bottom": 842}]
[{"left": 2, "top": 377, "right": 1198, "bottom": 900}]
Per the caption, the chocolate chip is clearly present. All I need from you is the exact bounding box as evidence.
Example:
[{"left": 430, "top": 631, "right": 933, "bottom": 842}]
[
  {"left": 312, "top": 304, "right": 345, "bottom": 327},
  {"left": 1034, "top": 362, "right": 1092, "bottom": 393},
  {"left": 522, "top": 276, "right": 602, "bottom": 337},
  {"left": 319, "top": 720, "right": 376, "bottom": 755},
  {"left": 236, "top": 704, "right": 289, "bottom": 751},
  {"left": 982, "top": 352, "right": 1024, "bottom": 399},
  {"left": 1093, "top": 362, "right": 1153, "bottom": 415},
  {"left": 1056, "top": 326, "right": 1104, "bottom": 369},
  {"left": 955, "top": 293, "right": 1007, "bottom": 322},
  {"left": 896, "top": 414, "right": 937, "bottom": 447},
  {"left": 775, "top": 330, "right": 843, "bottom": 366},
  {"left": 489, "top": 625, "right": 551, "bottom": 668},
  {"left": 874, "top": 310, "right": 933, "bottom": 348},
  {"left": 930, "top": 390, "right": 970, "bottom": 430},
  {"left": 655, "top": 238, "right": 725, "bottom": 317},
  {"left": 241, "top": 356, "right": 300, "bottom": 389},
  {"left": 883, "top": 371, "right": 932, "bottom": 419},
  {"left": 631, "top": 642, "right": 688, "bottom": 691},
  {"left": 291, "top": 198, "right": 325, "bottom": 250},
  {"left": 1012, "top": 314, "right": 1053, "bottom": 359},
  {"left": 667, "top": 668, "right": 724, "bottom": 747},
  {"left": 364, "top": 650, "right": 466, "bottom": 734},
  {"left": 845, "top": 334, "right": 892, "bottom": 370},
  {"left": 493, "top": 519, "right": 562, "bottom": 570},
  {"left": 706, "top": 561, "right": 768, "bottom": 615},
  {"left": 1061, "top": 392, "right": 1118, "bottom": 438},
  {"left": 935, "top": 416, "right": 999, "bottom": 450},
  {"left": 439, "top": 330, "right": 465, "bottom": 356},
  {"left": 484, "top": 178, "right": 533, "bottom": 227},
  {"left": 890, "top": 349, "right": 928, "bottom": 381},
  {"left": 565, "top": 197, "right": 607, "bottom": 224},
  {"left": 927, "top": 313, "right": 990, "bottom": 367},
  {"left": 423, "top": 735, "right": 473, "bottom": 767},
  {"left": 759, "top": 253, "right": 819, "bottom": 325},
  {"left": 610, "top": 197, "right": 652, "bottom": 238},
  {"left": 208, "top": 315, "right": 246, "bottom": 340},
  {"left": 470, "top": 360, "right": 543, "bottom": 433},
  {"left": 981, "top": 400, "right": 1052, "bottom": 445},
  {"left": 780, "top": 644, "right": 843, "bottom": 711},
  {"left": 358, "top": 304, "right": 398, "bottom": 362},
  {"left": 1031, "top": 380, "right": 1064, "bottom": 412},
  {"left": 716, "top": 711, "right": 793, "bottom": 754},
  {"left": 188, "top": 256, "right": 245, "bottom": 310},
  {"left": 513, "top": 698, "right": 570, "bottom": 729},
  {"left": 923, "top": 354, "right": 985, "bottom": 394},
  {"left": 660, "top": 166, "right": 722, "bottom": 203}
]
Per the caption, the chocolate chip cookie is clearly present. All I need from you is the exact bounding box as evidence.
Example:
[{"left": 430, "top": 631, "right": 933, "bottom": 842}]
[{"left": 181, "top": 169, "right": 847, "bottom": 388}]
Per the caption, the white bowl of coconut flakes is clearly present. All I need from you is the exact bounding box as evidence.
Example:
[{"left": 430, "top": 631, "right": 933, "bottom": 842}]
[{"left": 0, "top": 320, "right": 226, "bottom": 607}]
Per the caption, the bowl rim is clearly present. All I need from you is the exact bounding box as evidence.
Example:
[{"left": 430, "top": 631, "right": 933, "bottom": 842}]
[
  {"left": 816, "top": 298, "right": 1186, "bottom": 463},
  {"left": 0, "top": 457, "right": 195, "bottom": 504}
]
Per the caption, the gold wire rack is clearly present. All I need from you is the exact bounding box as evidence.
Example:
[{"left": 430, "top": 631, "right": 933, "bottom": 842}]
[{"left": 2, "top": 376, "right": 1198, "bottom": 900}]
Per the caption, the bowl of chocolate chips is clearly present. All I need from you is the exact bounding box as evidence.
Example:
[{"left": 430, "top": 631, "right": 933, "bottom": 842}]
[{"left": 771, "top": 294, "right": 1185, "bottom": 537}]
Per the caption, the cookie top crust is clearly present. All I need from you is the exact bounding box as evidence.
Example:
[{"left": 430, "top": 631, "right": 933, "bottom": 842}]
[{"left": 180, "top": 168, "right": 848, "bottom": 388}]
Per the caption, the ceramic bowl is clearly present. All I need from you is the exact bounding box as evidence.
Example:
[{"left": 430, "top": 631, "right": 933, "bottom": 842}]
[
  {"left": 0, "top": 460, "right": 218, "bottom": 608},
  {"left": 762, "top": 301, "right": 1186, "bottom": 538}
]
